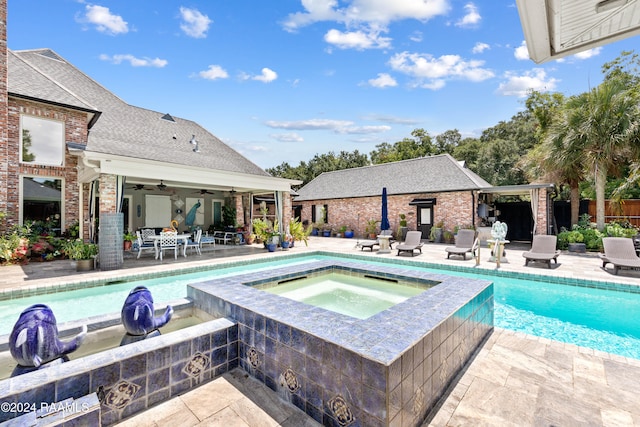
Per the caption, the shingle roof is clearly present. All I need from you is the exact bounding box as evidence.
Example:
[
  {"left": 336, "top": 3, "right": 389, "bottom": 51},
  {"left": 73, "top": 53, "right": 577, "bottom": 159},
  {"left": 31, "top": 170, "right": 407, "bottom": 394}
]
[
  {"left": 9, "top": 49, "right": 270, "bottom": 177},
  {"left": 294, "top": 154, "right": 491, "bottom": 201}
]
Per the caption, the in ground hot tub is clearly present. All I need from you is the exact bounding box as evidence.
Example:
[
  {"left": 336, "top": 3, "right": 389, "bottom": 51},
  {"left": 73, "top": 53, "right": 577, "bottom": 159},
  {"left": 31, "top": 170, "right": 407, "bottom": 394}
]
[{"left": 189, "top": 258, "right": 493, "bottom": 427}]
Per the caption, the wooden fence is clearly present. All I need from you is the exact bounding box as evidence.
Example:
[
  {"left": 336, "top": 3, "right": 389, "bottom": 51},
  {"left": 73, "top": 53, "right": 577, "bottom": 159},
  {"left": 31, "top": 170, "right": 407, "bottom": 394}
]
[{"left": 587, "top": 200, "right": 640, "bottom": 227}]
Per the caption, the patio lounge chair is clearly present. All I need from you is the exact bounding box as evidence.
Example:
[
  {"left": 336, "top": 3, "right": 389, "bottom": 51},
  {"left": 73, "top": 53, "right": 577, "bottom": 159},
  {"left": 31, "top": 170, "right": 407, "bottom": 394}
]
[
  {"left": 522, "top": 235, "right": 560, "bottom": 268},
  {"left": 358, "top": 229, "right": 395, "bottom": 251},
  {"left": 445, "top": 229, "right": 478, "bottom": 260},
  {"left": 396, "top": 231, "right": 423, "bottom": 257},
  {"left": 599, "top": 237, "right": 640, "bottom": 275}
]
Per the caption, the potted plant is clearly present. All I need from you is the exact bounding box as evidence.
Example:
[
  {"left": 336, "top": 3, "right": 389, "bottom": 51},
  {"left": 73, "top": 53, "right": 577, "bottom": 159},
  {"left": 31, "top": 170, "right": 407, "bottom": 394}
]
[
  {"left": 567, "top": 230, "right": 586, "bottom": 253},
  {"left": 337, "top": 225, "right": 347, "bottom": 238},
  {"left": 123, "top": 231, "right": 136, "bottom": 251},
  {"left": 365, "top": 219, "right": 378, "bottom": 239},
  {"left": 398, "top": 213, "right": 408, "bottom": 241},
  {"left": 289, "top": 217, "right": 310, "bottom": 247},
  {"left": 430, "top": 221, "right": 444, "bottom": 243},
  {"left": 344, "top": 226, "right": 354, "bottom": 239},
  {"left": 63, "top": 239, "right": 98, "bottom": 271}
]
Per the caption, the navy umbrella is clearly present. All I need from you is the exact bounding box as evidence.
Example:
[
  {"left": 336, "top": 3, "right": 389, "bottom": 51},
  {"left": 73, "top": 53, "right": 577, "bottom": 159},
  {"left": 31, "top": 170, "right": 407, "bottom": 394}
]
[{"left": 381, "top": 187, "right": 390, "bottom": 231}]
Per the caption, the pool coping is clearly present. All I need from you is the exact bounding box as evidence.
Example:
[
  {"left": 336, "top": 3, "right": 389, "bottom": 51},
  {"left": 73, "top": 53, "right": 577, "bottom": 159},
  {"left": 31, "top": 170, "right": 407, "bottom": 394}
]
[{"left": 1, "top": 251, "right": 637, "bottom": 304}]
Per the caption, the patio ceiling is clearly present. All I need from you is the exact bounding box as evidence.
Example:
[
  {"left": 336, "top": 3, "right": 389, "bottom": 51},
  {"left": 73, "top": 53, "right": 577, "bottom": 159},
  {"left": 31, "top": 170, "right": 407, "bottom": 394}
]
[
  {"left": 74, "top": 151, "right": 299, "bottom": 196},
  {"left": 516, "top": 0, "right": 640, "bottom": 63}
]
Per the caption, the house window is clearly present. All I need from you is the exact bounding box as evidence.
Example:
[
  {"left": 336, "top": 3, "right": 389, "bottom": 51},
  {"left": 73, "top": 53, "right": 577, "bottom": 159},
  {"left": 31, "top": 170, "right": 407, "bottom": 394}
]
[
  {"left": 20, "top": 115, "right": 65, "bottom": 166},
  {"left": 21, "top": 176, "right": 63, "bottom": 235}
]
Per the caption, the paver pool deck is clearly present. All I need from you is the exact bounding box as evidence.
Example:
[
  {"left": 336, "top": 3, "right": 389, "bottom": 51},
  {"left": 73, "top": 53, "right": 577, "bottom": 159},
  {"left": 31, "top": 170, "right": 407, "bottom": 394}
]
[{"left": 1, "top": 236, "right": 639, "bottom": 426}]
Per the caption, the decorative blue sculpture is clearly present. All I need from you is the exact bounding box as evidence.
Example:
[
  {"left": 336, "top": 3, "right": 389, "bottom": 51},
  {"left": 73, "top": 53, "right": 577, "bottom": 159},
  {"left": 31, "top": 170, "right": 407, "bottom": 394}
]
[
  {"left": 121, "top": 286, "right": 173, "bottom": 336},
  {"left": 9, "top": 304, "right": 87, "bottom": 368},
  {"left": 185, "top": 200, "right": 201, "bottom": 228},
  {"left": 491, "top": 221, "right": 508, "bottom": 241}
]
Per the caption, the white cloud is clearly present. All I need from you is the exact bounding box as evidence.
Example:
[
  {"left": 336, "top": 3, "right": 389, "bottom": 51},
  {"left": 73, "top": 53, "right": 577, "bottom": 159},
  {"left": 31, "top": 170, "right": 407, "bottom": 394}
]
[
  {"left": 362, "top": 114, "right": 420, "bottom": 125},
  {"left": 409, "top": 31, "right": 423, "bottom": 42},
  {"left": 252, "top": 68, "right": 278, "bottom": 83},
  {"left": 497, "top": 68, "right": 559, "bottom": 97},
  {"left": 324, "top": 28, "right": 391, "bottom": 50},
  {"left": 270, "top": 133, "right": 304, "bottom": 142},
  {"left": 514, "top": 40, "right": 529, "bottom": 60},
  {"left": 79, "top": 4, "right": 128, "bottom": 35},
  {"left": 198, "top": 65, "right": 229, "bottom": 80},
  {"left": 367, "top": 73, "right": 397, "bottom": 88},
  {"left": 456, "top": 3, "right": 481, "bottom": 27},
  {"left": 99, "top": 54, "right": 167, "bottom": 67},
  {"left": 282, "top": 0, "right": 449, "bottom": 31},
  {"left": 388, "top": 51, "right": 494, "bottom": 89},
  {"left": 264, "top": 118, "right": 389, "bottom": 134},
  {"left": 179, "top": 7, "right": 212, "bottom": 38},
  {"left": 472, "top": 42, "right": 490, "bottom": 54},
  {"left": 570, "top": 47, "right": 603, "bottom": 60}
]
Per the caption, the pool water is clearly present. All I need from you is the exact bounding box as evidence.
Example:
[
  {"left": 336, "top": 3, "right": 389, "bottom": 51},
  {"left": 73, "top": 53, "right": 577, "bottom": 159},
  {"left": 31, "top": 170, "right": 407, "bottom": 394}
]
[
  {"left": 1, "top": 254, "right": 639, "bottom": 359},
  {"left": 260, "top": 272, "right": 426, "bottom": 319}
]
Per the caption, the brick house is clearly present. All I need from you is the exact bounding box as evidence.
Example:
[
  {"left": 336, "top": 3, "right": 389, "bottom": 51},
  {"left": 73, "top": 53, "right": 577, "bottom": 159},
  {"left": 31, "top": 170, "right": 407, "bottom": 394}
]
[
  {"left": 293, "top": 154, "right": 554, "bottom": 241},
  {"left": 0, "top": 6, "right": 299, "bottom": 242}
]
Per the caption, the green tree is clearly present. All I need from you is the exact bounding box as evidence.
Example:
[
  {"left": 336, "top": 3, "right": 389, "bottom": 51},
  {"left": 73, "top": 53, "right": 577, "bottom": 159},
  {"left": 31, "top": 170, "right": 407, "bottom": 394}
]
[
  {"left": 553, "top": 77, "right": 640, "bottom": 230},
  {"left": 434, "top": 129, "right": 461, "bottom": 154},
  {"left": 369, "top": 128, "right": 434, "bottom": 164}
]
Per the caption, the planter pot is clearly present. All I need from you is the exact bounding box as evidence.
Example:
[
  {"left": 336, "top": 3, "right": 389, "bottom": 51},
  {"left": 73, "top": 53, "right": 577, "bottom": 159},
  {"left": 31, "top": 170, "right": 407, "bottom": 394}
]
[
  {"left": 75, "top": 258, "right": 94, "bottom": 272},
  {"left": 344, "top": 230, "right": 354, "bottom": 238},
  {"left": 281, "top": 241, "right": 290, "bottom": 250},
  {"left": 123, "top": 241, "right": 132, "bottom": 251},
  {"left": 400, "top": 227, "right": 408, "bottom": 241},
  {"left": 431, "top": 228, "right": 443, "bottom": 243},
  {"left": 266, "top": 243, "right": 277, "bottom": 252},
  {"left": 311, "top": 228, "right": 319, "bottom": 236},
  {"left": 322, "top": 230, "right": 331, "bottom": 237},
  {"left": 568, "top": 243, "right": 586, "bottom": 253}
]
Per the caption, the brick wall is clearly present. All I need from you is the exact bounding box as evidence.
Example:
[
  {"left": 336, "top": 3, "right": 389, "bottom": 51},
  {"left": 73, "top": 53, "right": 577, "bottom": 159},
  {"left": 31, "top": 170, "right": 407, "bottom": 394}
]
[
  {"left": 3, "top": 98, "right": 88, "bottom": 232},
  {"left": 296, "top": 191, "right": 477, "bottom": 237},
  {"left": 0, "top": 0, "right": 7, "bottom": 232}
]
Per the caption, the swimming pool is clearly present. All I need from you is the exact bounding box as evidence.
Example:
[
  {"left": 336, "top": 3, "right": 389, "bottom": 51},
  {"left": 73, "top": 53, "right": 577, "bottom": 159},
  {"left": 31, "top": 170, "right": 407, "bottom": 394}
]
[{"left": 1, "top": 252, "right": 638, "bottom": 359}]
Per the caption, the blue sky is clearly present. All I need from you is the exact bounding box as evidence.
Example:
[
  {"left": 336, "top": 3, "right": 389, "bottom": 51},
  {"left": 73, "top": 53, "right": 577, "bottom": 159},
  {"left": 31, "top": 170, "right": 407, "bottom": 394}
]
[{"left": 8, "top": 1, "right": 638, "bottom": 169}]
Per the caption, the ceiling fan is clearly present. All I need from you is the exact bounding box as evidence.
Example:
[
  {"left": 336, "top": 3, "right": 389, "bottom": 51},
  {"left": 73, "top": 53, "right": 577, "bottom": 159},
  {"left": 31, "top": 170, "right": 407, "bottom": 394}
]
[
  {"left": 157, "top": 180, "right": 168, "bottom": 191},
  {"left": 127, "top": 184, "right": 149, "bottom": 191},
  {"left": 193, "top": 189, "right": 216, "bottom": 195}
]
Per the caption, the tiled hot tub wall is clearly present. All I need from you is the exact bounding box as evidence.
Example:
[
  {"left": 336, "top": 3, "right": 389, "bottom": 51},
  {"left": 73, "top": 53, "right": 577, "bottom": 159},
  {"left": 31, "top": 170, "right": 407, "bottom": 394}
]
[
  {"left": 189, "top": 259, "right": 493, "bottom": 427},
  {"left": 0, "top": 314, "right": 238, "bottom": 426}
]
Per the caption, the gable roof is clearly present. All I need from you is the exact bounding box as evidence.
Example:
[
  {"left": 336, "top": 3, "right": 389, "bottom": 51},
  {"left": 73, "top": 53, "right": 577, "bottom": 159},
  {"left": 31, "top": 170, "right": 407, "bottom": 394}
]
[
  {"left": 294, "top": 154, "right": 491, "bottom": 201},
  {"left": 9, "top": 48, "right": 270, "bottom": 177}
]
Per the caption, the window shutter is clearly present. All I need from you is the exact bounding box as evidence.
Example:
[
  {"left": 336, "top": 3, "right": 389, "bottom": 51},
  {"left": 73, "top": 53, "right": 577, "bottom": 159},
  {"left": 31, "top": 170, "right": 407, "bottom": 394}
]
[
  {"left": 324, "top": 204, "right": 328, "bottom": 223},
  {"left": 311, "top": 205, "right": 316, "bottom": 223}
]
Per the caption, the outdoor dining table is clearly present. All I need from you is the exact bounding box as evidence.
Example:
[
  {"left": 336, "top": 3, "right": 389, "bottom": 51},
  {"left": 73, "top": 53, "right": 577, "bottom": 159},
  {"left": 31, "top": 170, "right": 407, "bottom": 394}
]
[{"left": 147, "top": 233, "right": 192, "bottom": 259}]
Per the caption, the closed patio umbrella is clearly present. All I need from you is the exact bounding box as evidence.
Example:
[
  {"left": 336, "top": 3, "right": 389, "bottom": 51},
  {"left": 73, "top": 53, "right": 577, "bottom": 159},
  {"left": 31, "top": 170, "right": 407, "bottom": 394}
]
[{"left": 381, "top": 187, "right": 390, "bottom": 231}]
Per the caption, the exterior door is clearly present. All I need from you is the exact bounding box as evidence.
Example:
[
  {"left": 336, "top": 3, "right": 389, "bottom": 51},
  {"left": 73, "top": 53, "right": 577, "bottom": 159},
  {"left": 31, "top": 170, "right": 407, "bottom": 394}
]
[{"left": 417, "top": 206, "right": 433, "bottom": 240}]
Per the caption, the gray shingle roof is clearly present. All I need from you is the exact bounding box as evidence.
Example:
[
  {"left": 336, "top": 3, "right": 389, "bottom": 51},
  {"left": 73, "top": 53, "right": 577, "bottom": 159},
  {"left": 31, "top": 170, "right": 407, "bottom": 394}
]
[
  {"left": 294, "top": 154, "right": 491, "bottom": 201},
  {"left": 9, "top": 49, "right": 269, "bottom": 177}
]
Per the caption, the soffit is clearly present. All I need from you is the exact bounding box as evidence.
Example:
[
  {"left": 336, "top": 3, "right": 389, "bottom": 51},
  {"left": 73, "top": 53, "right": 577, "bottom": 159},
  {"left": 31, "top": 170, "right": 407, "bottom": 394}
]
[{"left": 517, "top": 0, "right": 640, "bottom": 63}]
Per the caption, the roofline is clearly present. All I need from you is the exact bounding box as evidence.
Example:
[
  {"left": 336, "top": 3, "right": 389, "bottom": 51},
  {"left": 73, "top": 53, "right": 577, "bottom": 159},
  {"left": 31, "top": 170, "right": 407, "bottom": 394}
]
[
  {"left": 293, "top": 187, "right": 488, "bottom": 202},
  {"left": 478, "top": 183, "right": 555, "bottom": 195},
  {"left": 9, "top": 92, "right": 102, "bottom": 129}
]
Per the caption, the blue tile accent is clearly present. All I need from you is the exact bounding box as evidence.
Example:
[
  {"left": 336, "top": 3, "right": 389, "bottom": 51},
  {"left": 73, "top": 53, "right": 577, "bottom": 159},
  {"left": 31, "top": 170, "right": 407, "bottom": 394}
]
[{"left": 189, "top": 258, "right": 493, "bottom": 426}]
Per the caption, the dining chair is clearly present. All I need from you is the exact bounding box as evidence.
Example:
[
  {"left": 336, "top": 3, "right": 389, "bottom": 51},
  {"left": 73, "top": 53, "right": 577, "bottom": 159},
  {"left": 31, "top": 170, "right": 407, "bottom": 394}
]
[
  {"left": 158, "top": 231, "right": 178, "bottom": 260},
  {"left": 135, "top": 231, "right": 156, "bottom": 259},
  {"left": 185, "top": 229, "right": 202, "bottom": 255}
]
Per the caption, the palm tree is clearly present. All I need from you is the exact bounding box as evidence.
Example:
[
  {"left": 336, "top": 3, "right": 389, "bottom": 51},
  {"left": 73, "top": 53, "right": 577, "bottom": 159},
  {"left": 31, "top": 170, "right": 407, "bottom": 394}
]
[{"left": 558, "top": 78, "right": 640, "bottom": 230}]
